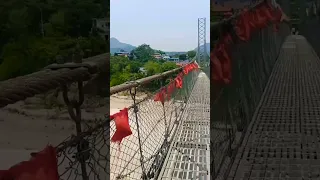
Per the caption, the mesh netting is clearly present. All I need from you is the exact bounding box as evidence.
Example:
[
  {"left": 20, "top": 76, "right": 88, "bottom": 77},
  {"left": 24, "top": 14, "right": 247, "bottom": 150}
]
[
  {"left": 110, "top": 68, "right": 200, "bottom": 180},
  {"left": 56, "top": 120, "right": 109, "bottom": 180},
  {"left": 210, "top": 18, "right": 290, "bottom": 180}
]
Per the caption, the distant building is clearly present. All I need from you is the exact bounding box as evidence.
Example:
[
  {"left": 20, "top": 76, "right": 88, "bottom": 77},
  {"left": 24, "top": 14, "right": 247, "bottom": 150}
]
[
  {"left": 163, "top": 55, "right": 171, "bottom": 60},
  {"left": 91, "top": 18, "right": 109, "bottom": 41},
  {"left": 114, "top": 50, "right": 130, "bottom": 57},
  {"left": 153, "top": 53, "right": 162, "bottom": 59},
  {"left": 169, "top": 58, "right": 179, "bottom": 62}
]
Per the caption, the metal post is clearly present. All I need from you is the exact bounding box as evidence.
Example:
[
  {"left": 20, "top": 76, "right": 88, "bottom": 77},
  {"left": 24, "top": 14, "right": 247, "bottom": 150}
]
[
  {"left": 197, "top": 18, "right": 209, "bottom": 68},
  {"left": 63, "top": 82, "right": 89, "bottom": 180}
]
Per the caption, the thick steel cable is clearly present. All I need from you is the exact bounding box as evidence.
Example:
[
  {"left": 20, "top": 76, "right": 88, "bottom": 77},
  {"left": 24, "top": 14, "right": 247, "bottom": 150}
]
[{"left": 0, "top": 53, "right": 108, "bottom": 108}]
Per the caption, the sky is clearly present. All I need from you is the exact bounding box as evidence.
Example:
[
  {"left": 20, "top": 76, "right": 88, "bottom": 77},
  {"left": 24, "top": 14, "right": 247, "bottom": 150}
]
[{"left": 110, "top": 0, "right": 210, "bottom": 52}]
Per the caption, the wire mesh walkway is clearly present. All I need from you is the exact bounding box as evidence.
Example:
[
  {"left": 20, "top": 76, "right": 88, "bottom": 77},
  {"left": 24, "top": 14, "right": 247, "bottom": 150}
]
[
  {"left": 227, "top": 35, "right": 320, "bottom": 179},
  {"left": 158, "top": 72, "right": 210, "bottom": 180}
]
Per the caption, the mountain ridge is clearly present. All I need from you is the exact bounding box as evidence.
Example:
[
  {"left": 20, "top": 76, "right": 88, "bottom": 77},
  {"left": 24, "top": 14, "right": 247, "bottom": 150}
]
[
  {"left": 110, "top": 37, "right": 136, "bottom": 54},
  {"left": 110, "top": 37, "right": 210, "bottom": 54}
]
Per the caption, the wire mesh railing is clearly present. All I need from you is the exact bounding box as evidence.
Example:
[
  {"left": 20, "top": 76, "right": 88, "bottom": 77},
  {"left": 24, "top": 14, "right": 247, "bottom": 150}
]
[
  {"left": 56, "top": 118, "right": 109, "bottom": 180},
  {"left": 210, "top": 1, "right": 291, "bottom": 179},
  {"left": 110, "top": 63, "right": 200, "bottom": 180},
  {"left": 0, "top": 53, "right": 110, "bottom": 180},
  {"left": 0, "top": 51, "right": 202, "bottom": 180}
]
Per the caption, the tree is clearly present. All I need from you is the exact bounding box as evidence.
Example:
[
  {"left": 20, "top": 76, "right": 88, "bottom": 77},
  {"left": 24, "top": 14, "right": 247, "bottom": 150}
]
[
  {"left": 173, "top": 54, "right": 180, "bottom": 58},
  {"left": 161, "top": 62, "right": 178, "bottom": 72},
  {"left": 110, "top": 56, "right": 130, "bottom": 75},
  {"left": 187, "top": 50, "right": 196, "bottom": 59},
  {"left": 46, "top": 11, "right": 67, "bottom": 37},
  {"left": 156, "top": 50, "right": 165, "bottom": 55},
  {"left": 109, "top": 55, "right": 145, "bottom": 86},
  {"left": 0, "top": 0, "right": 107, "bottom": 81},
  {"left": 179, "top": 54, "right": 187, "bottom": 60},
  {"left": 144, "top": 61, "right": 161, "bottom": 76},
  {"left": 133, "top": 44, "right": 154, "bottom": 62}
]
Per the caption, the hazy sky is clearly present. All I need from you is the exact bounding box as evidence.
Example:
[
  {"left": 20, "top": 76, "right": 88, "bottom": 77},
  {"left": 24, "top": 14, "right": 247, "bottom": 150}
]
[{"left": 110, "top": 0, "right": 210, "bottom": 52}]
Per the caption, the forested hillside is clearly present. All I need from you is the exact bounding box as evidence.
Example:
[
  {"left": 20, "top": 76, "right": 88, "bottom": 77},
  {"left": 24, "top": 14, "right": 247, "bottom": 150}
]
[
  {"left": 110, "top": 44, "right": 179, "bottom": 88},
  {"left": 0, "top": 0, "right": 108, "bottom": 81}
]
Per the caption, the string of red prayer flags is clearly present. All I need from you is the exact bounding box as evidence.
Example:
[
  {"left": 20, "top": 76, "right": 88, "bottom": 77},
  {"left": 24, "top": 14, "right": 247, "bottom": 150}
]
[
  {"left": 211, "top": 1, "right": 289, "bottom": 85},
  {"left": 110, "top": 62, "right": 199, "bottom": 144},
  {"left": 154, "top": 62, "right": 199, "bottom": 105}
]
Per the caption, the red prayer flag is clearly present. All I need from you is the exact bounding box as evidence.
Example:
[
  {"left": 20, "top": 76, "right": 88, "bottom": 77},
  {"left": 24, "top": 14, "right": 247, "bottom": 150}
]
[
  {"left": 235, "top": 9, "right": 251, "bottom": 41},
  {"left": 211, "top": 34, "right": 232, "bottom": 84},
  {"left": 254, "top": 8, "right": 268, "bottom": 29},
  {"left": 211, "top": 52, "right": 224, "bottom": 82},
  {"left": 154, "top": 87, "right": 166, "bottom": 105},
  {"left": 260, "top": 3, "right": 274, "bottom": 22},
  {"left": 248, "top": 11, "right": 258, "bottom": 30},
  {"left": 183, "top": 64, "right": 192, "bottom": 75},
  {"left": 166, "top": 81, "right": 175, "bottom": 100},
  {"left": 111, "top": 108, "right": 132, "bottom": 143},
  {"left": 0, "top": 146, "right": 59, "bottom": 180},
  {"left": 183, "top": 67, "right": 188, "bottom": 75},
  {"left": 175, "top": 73, "right": 183, "bottom": 89}
]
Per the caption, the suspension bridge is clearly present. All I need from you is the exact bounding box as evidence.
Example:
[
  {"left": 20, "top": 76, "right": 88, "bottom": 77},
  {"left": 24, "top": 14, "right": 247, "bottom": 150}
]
[
  {"left": 0, "top": 17, "right": 210, "bottom": 180},
  {"left": 109, "top": 18, "right": 210, "bottom": 180},
  {"left": 1, "top": 0, "right": 320, "bottom": 179},
  {"left": 211, "top": 0, "right": 320, "bottom": 179}
]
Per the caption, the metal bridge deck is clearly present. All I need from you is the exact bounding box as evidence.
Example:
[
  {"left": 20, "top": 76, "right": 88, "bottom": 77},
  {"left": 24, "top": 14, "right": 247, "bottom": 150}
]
[
  {"left": 228, "top": 35, "right": 320, "bottom": 180},
  {"left": 159, "top": 72, "right": 210, "bottom": 180}
]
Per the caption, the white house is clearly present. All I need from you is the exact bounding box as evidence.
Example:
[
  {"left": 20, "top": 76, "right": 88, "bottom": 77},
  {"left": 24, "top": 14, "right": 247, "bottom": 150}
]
[{"left": 163, "top": 55, "right": 170, "bottom": 60}]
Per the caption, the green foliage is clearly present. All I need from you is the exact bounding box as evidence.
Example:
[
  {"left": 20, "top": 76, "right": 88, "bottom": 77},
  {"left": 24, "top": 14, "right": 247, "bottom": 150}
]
[
  {"left": 187, "top": 50, "right": 196, "bottom": 59},
  {"left": 172, "top": 54, "right": 180, "bottom": 58},
  {"left": 144, "top": 61, "right": 162, "bottom": 76},
  {"left": 155, "top": 50, "right": 166, "bottom": 55},
  {"left": 161, "top": 61, "right": 179, "bottom": 72},
  {"left": 132, "top": 44, "right": 155, "bottom": 63},
  {"left": 0, "top": 0, "right": 107, "bottom": 81},
  {"left": 110, "top": 56, "right": 144, "bottom": 87},
  {"left": 110, "top": 55, "right": 179, "bottom": 90},
  {"left": 179, "top": 54, "right": 187, "bottom": 60}
]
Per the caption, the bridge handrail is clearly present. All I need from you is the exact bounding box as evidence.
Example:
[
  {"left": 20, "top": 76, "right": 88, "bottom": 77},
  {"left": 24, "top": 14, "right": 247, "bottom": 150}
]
[
  {"left": 110, "top": 61, "right": 197, "bottom": 95},
  {"left": 0, "top": 53, "right": 108, "bottom": 108},
  {"left": 110, "top": 66, "right": 183, "bottom": 95}
]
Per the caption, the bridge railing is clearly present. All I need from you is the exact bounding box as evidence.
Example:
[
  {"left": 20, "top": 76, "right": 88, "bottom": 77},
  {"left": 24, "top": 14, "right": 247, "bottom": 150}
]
[
  {"left": 109, "top": 62, "right": 200, "bottom": 180},
  {"left": 0, "top": 52, "right": 200, "bottom": 180},
  {"left": 210, "top": 1, "right": 290, "bottom": 179},
  {"left": 0, "top": 54, "right": 112, "bottom": 180}
]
